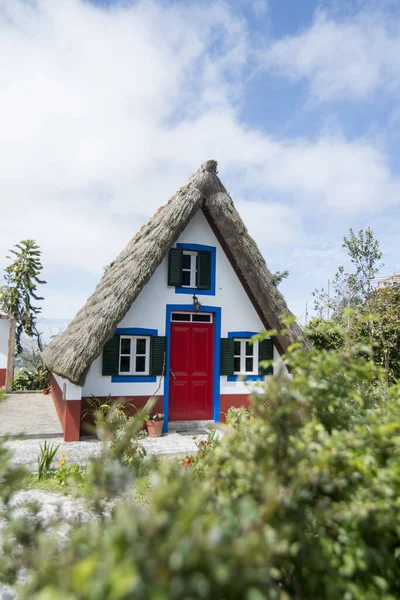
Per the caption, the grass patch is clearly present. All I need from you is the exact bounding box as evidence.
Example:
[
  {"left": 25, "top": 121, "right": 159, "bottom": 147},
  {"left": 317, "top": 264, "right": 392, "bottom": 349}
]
[
  {"left": 21, "top": 474, "right": 73, "bottom": 495},
  {"left": 132, "top": 474, "right": 153, "bottom": 507},
  {"left": 21, "top": 462, "right": 157, "bottom": 507},
  {"left": 20, "top": 456, "right": 185, "bottom": 507}
]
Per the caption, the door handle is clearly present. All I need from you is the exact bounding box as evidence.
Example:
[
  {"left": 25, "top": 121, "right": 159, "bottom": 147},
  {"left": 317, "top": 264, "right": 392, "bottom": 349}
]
[{"left": 170, "top": 369, "right": 176, "bottom": 380}]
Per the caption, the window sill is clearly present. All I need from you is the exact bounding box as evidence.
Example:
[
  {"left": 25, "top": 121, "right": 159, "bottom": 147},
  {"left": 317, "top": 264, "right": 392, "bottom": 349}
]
[
  {"left": 111, "top": 376, "right": 157, "bottom": 383},
  {"left": 175, "top": 286, "right": 215, "bottom": 296},
  {"left": 227, "top": 375, "right": 264, "bottom": 382}
]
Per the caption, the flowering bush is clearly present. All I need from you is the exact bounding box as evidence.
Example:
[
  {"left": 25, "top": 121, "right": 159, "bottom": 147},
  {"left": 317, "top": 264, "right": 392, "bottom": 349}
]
[
  {"left": 54, "top": 453, "right": 85, "bottom": 487},
  {"left": 12, "top": 367, "right": 50, "bottom": 391},
  {"left": 180, "top": 428, "right": 220, "bottom": 476}
]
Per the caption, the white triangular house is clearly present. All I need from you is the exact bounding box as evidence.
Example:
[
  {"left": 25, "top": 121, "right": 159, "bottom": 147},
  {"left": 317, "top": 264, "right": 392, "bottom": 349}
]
[{"left": 43, "top": 161, "right": 303, "bottom": 441}]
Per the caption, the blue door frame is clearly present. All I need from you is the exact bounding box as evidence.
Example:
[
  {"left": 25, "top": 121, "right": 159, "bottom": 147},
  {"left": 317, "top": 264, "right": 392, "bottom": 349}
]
[{"left": 163, "top": 304, "right": 221, "bottom": 433}]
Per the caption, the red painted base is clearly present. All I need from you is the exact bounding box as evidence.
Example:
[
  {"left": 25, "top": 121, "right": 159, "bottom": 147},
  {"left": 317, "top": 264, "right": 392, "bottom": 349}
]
[
  {"left": 80, "top": 396, "right": 164, "bottom": 436},
  {"left": 50, "top": 375, "right": 65, "bottom": 424},
  {"left": 219, "top": 394, "right": 252, "bottom": 422},
  {"left": 50, "top": 375, "right": 81, "bottom": 442},
  {"left": 51, "top": 381, "right": 253, "bottom": 441},
  {"left": 0, "top": 368, "right": 6, "bottom": 388},
  {"left": 64, "top": 400, "right": 82, "bottom": 442}
]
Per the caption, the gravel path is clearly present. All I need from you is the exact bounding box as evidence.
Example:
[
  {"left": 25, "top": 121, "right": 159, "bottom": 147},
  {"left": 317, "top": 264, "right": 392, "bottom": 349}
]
[{"left": 4, "top": 433, "right": 203, "bottom": 471}]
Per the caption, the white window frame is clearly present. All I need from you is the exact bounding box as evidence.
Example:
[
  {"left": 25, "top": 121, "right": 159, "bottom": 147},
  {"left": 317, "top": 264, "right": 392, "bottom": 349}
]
[
  {"left": 119, "top": 335, "right": 150, "bottom": 376},
  {"left": 182, "top": 250, "right": 198, "bottom": 288},
  {"left": 233, "top": 339, "right": 259, "bottom": 375}
]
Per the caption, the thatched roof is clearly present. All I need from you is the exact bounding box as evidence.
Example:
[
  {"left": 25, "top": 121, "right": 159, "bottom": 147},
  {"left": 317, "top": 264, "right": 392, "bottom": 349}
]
[{"left": 42, "top": 160, "right": 305, "bottom": 385}]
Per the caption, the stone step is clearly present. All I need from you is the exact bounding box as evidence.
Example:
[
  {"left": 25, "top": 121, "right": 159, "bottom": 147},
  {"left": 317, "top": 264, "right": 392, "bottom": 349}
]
[{"left": 168, "top": 420, "right": 215, "bottom": 434}]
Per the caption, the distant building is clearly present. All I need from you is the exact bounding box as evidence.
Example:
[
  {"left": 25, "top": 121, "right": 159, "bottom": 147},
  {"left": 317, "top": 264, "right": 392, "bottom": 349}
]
[{"left": 377, "top": 274, "right": 400, "bottom": 289}]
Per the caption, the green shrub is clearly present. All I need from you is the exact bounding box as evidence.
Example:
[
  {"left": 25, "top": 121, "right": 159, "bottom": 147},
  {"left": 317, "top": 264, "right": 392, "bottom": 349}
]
[
  {"left": 2, "top": 342, "right": 400, "bottom": 599},
  {"left": 305, "top": 317, "right": 345, "bottom": 351},
  {"left": 95, "top": 400, "right": 148, "bottom": 470},
  {"left": 180, "top": 427, "right": 220, "bottom": 474},
  {"left": 82, "top": 397, "right": 148, "bottom": 469},
  {"left": 37, "top": 441, "right": 60, "bottom": 480},
  {"left": 54, "top": 463, "right": 85, "bottom": 487}
]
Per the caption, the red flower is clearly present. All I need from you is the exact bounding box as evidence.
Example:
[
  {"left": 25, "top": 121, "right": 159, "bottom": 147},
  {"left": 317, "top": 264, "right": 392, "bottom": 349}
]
[{"left": 182, "top": 458, "right": 193, "bottom": 468}]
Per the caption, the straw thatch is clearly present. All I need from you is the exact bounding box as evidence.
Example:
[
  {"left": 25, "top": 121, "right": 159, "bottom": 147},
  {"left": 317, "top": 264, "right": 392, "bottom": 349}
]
[{"left": 42, "top": 160, "right": 305, "bottom": 385}]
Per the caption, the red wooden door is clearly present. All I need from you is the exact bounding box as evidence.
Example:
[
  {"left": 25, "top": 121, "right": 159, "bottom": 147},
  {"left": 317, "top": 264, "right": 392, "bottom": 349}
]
[{"left": 169, "top": 319, "right": 213, "bottom": 420}]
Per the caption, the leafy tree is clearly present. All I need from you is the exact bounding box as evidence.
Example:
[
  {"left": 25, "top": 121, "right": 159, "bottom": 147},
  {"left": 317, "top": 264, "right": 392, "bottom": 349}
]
[
  {"left": 0, "top": 240, "right": 46, "bottom": 354},
  {"left": 343, "top": 227, "right": 383, "bottom": 297},
  {"left": 308, "top": 286, "right": 400, "bottom": 384},
  {"left": 312, "top": 228, "right": 383, "bottom": 321},
  {"left": 351, "top": 287, "right": 400, "bottom": 383},
  {"left": 308, "top": 227, "right": 400, "bottom": 382}
]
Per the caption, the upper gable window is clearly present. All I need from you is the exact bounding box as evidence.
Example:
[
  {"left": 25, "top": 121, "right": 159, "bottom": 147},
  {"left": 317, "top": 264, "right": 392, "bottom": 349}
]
[
  {"left": 167, "top": 243, "right": 216, "bottom": 295},
  {"left": 182, "top": 251, "right": 197, "bottom": 288}
]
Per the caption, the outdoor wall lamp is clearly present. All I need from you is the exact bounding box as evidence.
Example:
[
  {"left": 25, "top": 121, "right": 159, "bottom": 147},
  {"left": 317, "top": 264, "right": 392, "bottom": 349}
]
[{"left": 192, "top": 294, "right": 201, "bottom": 312}]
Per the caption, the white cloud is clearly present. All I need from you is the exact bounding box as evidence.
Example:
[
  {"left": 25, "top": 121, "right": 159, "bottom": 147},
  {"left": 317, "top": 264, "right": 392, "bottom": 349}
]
[
  {"left": 0, "top": 0, "right": 399, "bottom": 319},
  {"left": 40, "top": 289, "right": 90, "bottom": 320},
  {"left": 235, "top": 200, "right": 300, "bottom": 248},
  {"left": 265, "top": 10, "right": 400, "bottom": 102},
  {"left": 250, "top": 0, "right": 268, "bottom": 18}
]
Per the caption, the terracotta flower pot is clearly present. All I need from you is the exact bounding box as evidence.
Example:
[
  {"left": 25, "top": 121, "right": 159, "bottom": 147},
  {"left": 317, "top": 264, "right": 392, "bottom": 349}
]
[{"left": 146, "top": 420, "right": 164, "bottom": 438}]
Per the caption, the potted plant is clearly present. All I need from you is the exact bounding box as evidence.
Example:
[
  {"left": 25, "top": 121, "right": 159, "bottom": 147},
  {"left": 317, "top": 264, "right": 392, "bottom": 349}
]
[{"left": 146, "top": 413, "right": 164, "bottom": 438}]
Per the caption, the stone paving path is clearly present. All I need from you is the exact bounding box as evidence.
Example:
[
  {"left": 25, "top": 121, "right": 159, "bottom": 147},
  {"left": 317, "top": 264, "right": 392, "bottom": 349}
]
[{"left": 0, "top": 392, "right": 63, "bottom": 438}]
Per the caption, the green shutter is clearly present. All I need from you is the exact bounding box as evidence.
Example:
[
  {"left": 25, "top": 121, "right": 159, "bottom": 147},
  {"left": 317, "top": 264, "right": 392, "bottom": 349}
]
[
  {"left": 150, "top": 336, "right": 166, "bottom": 376},
  {"left": 197, "top": 250, "right": 211, "bottom": 290},
  {"left": 259, "top": 338, "right": 274, "bottom": 375},
  {"left": 168, "top": 248, "right": 183, "bottom": 287},
  {"left": 102, "top": 336, "right": 119, "bottom": 376},
  {"left": 220, "top": 338, "right": 234, "bottom": 376}
]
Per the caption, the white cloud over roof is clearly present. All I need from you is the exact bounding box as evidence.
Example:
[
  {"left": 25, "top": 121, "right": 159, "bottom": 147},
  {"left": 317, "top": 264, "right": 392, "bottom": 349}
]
[{"left": 0, "top": 0, "right": 399, "bottom": 321}]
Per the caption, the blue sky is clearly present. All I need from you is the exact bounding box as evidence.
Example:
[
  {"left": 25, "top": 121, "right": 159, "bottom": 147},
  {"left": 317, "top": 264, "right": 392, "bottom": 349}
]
[{"left": 1, "top": 0, "right": 400, "bottom": 332}]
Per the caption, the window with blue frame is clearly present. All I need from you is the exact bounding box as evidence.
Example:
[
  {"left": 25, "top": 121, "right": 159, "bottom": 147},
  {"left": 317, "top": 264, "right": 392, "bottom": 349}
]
[
  {"left": 220, "top": 331, "right": 274, "bottom": 381},
  {"left": 102, "top": 328, "right": 166, "bottom": 382},
  {"left": 119, "top": 335, "right": 150, "bottom": 375},
  {"left": 233, "top": 338, "right": 259, "bottom": 376},
  {"left": 167, "top": 243, "right": 216, "bottom": 295}
]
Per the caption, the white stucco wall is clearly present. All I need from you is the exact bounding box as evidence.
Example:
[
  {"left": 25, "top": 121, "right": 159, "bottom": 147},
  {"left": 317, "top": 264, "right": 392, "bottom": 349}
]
[
  {"left": 83, "top": 210, "right": 282, "bottom": 398},
  {"left": 53, "top": 373, "right": 82, "bottom": 400},
  {"left": 0, "top": 318, "right": 9, "bottom": 369}
]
